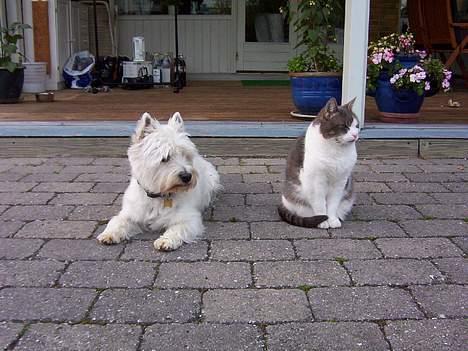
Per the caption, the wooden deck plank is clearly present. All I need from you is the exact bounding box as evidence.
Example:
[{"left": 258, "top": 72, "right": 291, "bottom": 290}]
[{"left": 0, "top": 82, "right": 466, "bottom": 124}]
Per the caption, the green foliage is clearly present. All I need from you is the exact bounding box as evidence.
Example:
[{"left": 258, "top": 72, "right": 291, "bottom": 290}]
[
  {"left": 0, "top": 22, "right": 31, "bottom": 72},
  {"left": 288, "top": 0, "right": 344, "bottom": 72}
]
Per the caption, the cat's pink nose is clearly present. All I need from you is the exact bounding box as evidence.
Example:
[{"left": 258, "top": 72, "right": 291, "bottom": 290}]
[{"left": 351, "top": 133, "right": 359, "bottom": 140}]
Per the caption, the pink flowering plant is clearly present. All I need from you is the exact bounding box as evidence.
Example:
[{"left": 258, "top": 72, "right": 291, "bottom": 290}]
[{"left": 367, "top": 32, "right": 451, "bottom": 95}]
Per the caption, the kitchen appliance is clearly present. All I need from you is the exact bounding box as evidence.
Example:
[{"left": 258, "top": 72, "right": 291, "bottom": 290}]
[{"left": 132, "top": 36, "right": 146, "bottom": 62}]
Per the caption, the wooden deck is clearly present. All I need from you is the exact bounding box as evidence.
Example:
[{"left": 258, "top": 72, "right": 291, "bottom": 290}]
[{"left": 1, "top": 81, "right": 466, "bottom": 124}]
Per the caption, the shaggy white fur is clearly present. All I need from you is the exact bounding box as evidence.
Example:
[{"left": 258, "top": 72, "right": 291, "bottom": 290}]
[{"left": 97, "top": 112, "right": 221, "bottom": 251}]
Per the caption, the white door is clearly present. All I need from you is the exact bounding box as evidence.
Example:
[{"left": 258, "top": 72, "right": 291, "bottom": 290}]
[
  {"left": 236, "top": 0, "right": 296, "bottom": 71},
  {"left": 57, "top": 0, "right": 72, "bottom": 72}
]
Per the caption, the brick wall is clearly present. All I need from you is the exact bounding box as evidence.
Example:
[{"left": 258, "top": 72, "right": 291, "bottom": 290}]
[{"left": 369, "top": 0, "right": 401, "bottom": 42}]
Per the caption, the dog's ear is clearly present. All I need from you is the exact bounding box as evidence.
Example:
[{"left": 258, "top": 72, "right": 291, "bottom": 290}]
[
  {"left": 168, "top": 112, "right": 184, "bottom": 132},
  {"left": 133, "top": 112, "right": 159, "bottom": 142}
]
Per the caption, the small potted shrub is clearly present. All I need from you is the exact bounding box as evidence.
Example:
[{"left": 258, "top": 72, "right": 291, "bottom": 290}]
[
  {"left": 288, "top": 0, "right": 344, "bottom": 116},
  {"left": 0, "top": 22, "right": 31, "bottom": 103},
  {"left": 367, "top": 32, "right": 451, "bottom": 123}
]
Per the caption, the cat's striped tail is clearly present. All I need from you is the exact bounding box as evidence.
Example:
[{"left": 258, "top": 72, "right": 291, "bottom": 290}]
[{"left": 277, "top": 204, "right": 328, "bottom": 228}]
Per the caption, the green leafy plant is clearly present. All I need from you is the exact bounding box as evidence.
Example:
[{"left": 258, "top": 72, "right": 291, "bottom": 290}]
[
  {"left": 287, "top": 0, "right": 344, "bottom": 72},
  {"left": 0, "top": 22, "right": 31, "bottom": 72}
]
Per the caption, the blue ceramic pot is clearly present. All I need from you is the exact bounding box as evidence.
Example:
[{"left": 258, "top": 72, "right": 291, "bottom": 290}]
[
  {"left": 375, "top": 77, "right": 424, "bottom": 123},
  {"left": 395, "top": 54, "right": 420, "bottom": 69},
  {"left": 290, "top": 73, "right": 342, "bottom": 115}
]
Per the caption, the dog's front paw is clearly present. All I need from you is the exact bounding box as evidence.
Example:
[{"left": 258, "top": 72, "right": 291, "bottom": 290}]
[
  {"left": 328, "top": 217, "right": 342, "bottom": 228},
  {"left": 154, "top": 237, "right": 182, "bottom": 251},
  {"left": 97, "top": 231, "right": 122, "bottom": 245}
]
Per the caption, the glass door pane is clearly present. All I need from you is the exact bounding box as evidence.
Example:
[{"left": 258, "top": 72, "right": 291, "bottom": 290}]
[{"left": 245, "top": 0, "right": 289, "bottom": 42}]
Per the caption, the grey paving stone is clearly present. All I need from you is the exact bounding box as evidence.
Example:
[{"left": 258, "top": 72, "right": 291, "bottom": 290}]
[
  {"left": 267, "top": 322, "right": 389, "bottom": 351},
  {"left": 60, "top": 261, "right": 155, "bottom": 288},
  {"left": 419, "top": 164, "right": 466, "bottom": 173},
  {"left": 211, "top": 240, "right": 294, "bottom": 261},
  {"left": 68, "top": 205, "right": 121, "bottom": 221},
  {"left": 451, "top": 236, "right": 468, "bottom": 254},
  {"left": 308, "top": 286, "right": 423, "bottom": 321},
  {"left": 0, "top": 192, "right": 55, "bottom": 205},
  {"left": 345, "top": 259, "right": 442, "bottom": 286},
  {"left": 206, "top": 157, "right": 239, "bottom": 166},
  {"left": 21, "top": 173, "right": 79, "bottom": 182},
  {"left": 240, "top": 158, "right": 285, "bottom": 166},
  {"left": 399, "top": 219, "right": 467, "bottom": 237},
  {"left": 0, "top": 221, "right": 24, "bottom": 238},
  {"left": 0, "top": 172, "right": 26, "bottom": 181},
  {"left": 50, "top": 193, "right": 117, "bottom": 205},
  {"left": 330, "top": 221, "right": 407, "bottom": 239},
  {"left": 254, "top": 261, "right": 350, "bottom": 287},
  {"left": 0, "top": 239, "right": 43, "bottom": 259},
  {"left": 354, "top": 192, "right": 375, "bottom": 205},
  {"left": 10, "top": 165, "right": 64, "bottom": 174},
  {"left": 371, "top": 192, "right": 437, "bottom": 205},
  {"left": 246, "top": 193, "right": 281, "bottom": 205},
  {"left": 386, "top": 319, "right": 467, "bottom": 351},
  {"left": 90, "top": 289, "right": 200, "bottom": 323},
  {"left": 62, "top": 165, "right": 128, "bottom": 174},
  {"left": 15, "top": 220, "right": 96, "bottom": 239},
  {"left": 222, "top": 182, "right": 272, "bottom": 194},
  {"left": 92, "top": 157, "right": 128, "bottom": 166},
  {"left": 0, "top": 260, "right": 65, "bottom": 287},
  {"left": 74, "top": 173, "right": 129, "bottom": 182},
  {"left": 251, "top": 221, "right": 328, "bottom": 239},
  {"left": 411, "top": 285, "right": 467, "bottom": 318},
  {"left": 213, "top": 205, "right": 279, "bottom": 221},
  {"left": 0, "top": 288, "right": 95, "bottom": 322},
  {"left": 443, "top": 182, "right": 468, "bottom": 192},
  {"left": 14, "top": 323, "right": 141, "bottom": 351},
  {"left": 219, "top": 173, "right": 242, "bottom": 183},
  {"left": 0, "top": 206, "right": 8, "bottom": 216},
  {"left": 204, "top": 222, "right": 250, "bottom": 240},
  {"left": 371, "top": 164, "right": 422, "bottom": 173},
  {"left": 430, "top": 192, "right": 468, "bottom": 204},
  {"left": 32, "top": 182, "right": 95, "bottom": 193},
  {"left": 354, "top": 172, "right": 408, "bottom": 182},
  {"left": 38, "top": 239, "right": 123, "bottom": 260},
  {"left": 404, "top": 172, "right": 465, "bottom": 183},
  {"left": 381, "top": 159, "right": 432, "bottom": 165},
  {"left": 218, "top": 165, "right": 268, "bottom": 174},
  {"left": 433, "top": 258, "right": 468, "bottom": 284},
  {"left": 354, "top": 182, "right": 392, "bottom": 193},
  {"left": 351, "top": 205, "right": 422, "bottom": 221},
  {"left": 1, "top": 205, "right": 73, "bottom": 221},
  {"left": 121, "top": 240, "right": 208, "bottom": 261},
  {"left": 0, "top": 182, "right": 37, "bottom": 192},
  {"left": 0, "top": 158, "right": 45, "bottom": 166},
  {"left": 268, "top": 165, "right": 284, "bottom": 174},
  {"left": 376, "top": 238, "right": 464, "bottom": 258},
  {"left": 141, "top": 323, "right": 263, "bottom": 351},
  {"left": 387, "top": 182, "right": 450, "bottom": 193},
  {"left": 243, "top": 173, "right": 283, "bottom": 183},
  {"left": 44, "top": 157, "right": 95, "bottom": 165},
  {"left": 90, "top": 182, "right": 128, "bottom": 193},
  {"left": 0, "top": 322, "right": 23, "bottom": 350},
  {"left": 155, "top": 262, "right": 251, "bottom": 288},
  {"left": 203, "top": 289, "right": 311, "bottom": 323},
  {"left": 214, "top": 193, "right": 245, "bottom": 206},
  {"left": 295, "top": 239, "right": 381, "bottom": 260},
  {"left": 416, "top": 204, "right": 468, "bottom": 219}
]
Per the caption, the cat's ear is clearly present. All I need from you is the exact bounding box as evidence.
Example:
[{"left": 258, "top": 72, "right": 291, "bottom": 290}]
[
  {"left": 345, "top": 97, "right": 357, "bottom": 111},
  {"left": 323, "top": 98, "right": 338, "bottom": 119}
]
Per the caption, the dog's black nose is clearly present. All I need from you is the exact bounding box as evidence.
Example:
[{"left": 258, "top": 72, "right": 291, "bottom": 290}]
[{"left": 179, "top": 172, "right": 192, "bottom": 183}]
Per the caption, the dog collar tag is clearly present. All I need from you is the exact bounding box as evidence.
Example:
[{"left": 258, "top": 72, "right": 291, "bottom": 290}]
[{"left": 163, "top": 198, "right": 173, "bottom": 208}]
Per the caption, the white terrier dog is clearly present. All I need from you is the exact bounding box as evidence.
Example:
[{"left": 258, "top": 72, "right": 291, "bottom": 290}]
[{"left": 97, "top": 112, "right": 221, "bottom": 251}]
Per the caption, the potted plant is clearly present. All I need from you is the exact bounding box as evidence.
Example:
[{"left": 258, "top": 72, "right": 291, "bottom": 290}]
[
  {"left": 0, "top": 22, "right": 31, "bottom": 103},
  {"left": 287, "top": 0, "right": 344, "bottom": 116},
  {"left": 367, "top": 32, "right": 451, "bottom": 123}
]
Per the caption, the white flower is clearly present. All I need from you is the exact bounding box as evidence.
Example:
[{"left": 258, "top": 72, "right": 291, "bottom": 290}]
[
  {"left": 424, "top": 81, "right": 430, "bottom": 91},
  {"left": 409, "top": 74, "right": 416, "bottom": 82}
]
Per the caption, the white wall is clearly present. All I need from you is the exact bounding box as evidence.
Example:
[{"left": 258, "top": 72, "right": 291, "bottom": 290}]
[{"left": 118, "top": 15, "right": 236, "bottom": 73}]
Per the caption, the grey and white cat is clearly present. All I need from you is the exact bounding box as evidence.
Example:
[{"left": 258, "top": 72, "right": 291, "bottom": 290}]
[{"left": 278, "top": 97, "right": 359, "bottom": 228}]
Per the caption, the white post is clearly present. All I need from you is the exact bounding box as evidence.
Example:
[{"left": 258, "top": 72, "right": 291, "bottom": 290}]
[
  {"left": 342, "top": 0, "right": 370, "bottom": 127},
  {"left": 22, "top": 0, "right": 34, "bottom": 61}
]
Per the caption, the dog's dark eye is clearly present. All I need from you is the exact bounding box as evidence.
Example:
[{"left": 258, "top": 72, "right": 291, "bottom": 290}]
[{"left": 162, "top": 155, "right": 170, "bottom": 163}]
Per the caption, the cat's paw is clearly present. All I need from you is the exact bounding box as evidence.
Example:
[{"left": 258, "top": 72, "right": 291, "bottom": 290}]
[{"left": 328, "top": 217, "right": 342, "bottom": 228}]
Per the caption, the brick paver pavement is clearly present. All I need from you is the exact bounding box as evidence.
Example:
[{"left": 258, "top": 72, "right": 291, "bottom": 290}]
[{"left": 0, "top": 156, "right": 466, "bottom": 350}]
